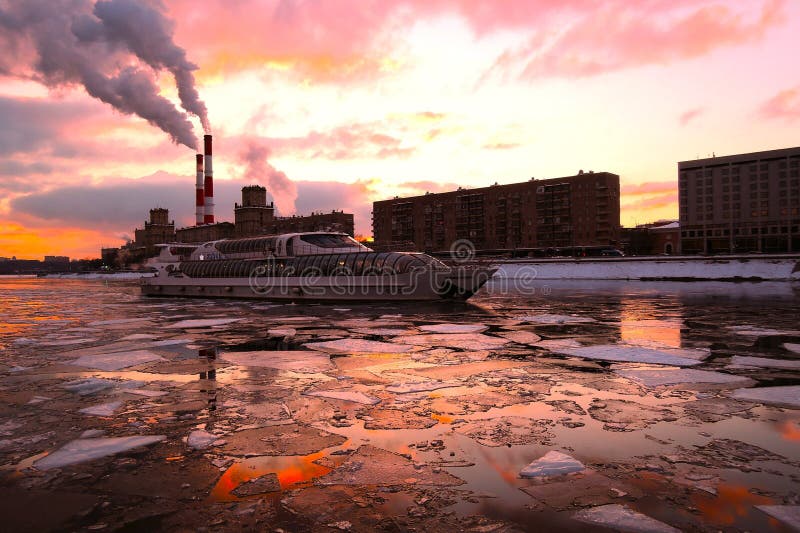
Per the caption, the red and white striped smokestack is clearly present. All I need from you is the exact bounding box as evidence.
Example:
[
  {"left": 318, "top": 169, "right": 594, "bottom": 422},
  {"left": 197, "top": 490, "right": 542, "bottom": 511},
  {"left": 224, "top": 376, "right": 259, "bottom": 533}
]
[
  {"left": 195, "top": 153, "right": 204, "bottom": 225},
  {"left": 203, "top": 134, "right": 214, "bottom": 224}
]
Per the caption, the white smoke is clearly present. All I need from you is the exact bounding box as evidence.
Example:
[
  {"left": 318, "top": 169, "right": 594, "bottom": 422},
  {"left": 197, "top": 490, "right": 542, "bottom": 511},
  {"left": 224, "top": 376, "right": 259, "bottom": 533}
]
[{"left": 0, "top": 0, "right": 208, "bottom": 149}]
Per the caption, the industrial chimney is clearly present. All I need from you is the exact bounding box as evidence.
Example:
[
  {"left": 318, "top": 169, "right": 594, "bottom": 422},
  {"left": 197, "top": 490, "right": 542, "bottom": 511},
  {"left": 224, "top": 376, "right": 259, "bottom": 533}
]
[
  {"left": 203, "top": 134, "right": 214, "bottom": 224},
  {"left": 195, "top": 153, "right": 204, "bottom": 225}
]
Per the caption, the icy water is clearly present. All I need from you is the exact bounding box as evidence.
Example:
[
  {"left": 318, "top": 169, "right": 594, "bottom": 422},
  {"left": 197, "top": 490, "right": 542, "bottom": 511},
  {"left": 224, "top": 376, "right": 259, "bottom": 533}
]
[{"left": 1, "top": 277, "right": 799, "bottom": 532}]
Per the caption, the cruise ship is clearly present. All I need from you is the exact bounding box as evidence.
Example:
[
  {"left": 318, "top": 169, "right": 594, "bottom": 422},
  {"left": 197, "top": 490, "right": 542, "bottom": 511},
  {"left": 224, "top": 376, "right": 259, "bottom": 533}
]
[{"left": 141, "top": 232, "right": 495, "bottom": 301}]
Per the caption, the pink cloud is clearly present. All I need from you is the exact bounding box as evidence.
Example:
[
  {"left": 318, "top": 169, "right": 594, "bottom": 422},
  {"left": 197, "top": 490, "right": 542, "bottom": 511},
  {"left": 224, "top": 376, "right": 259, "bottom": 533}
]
[
  {"left": 622, "top": 180, "right": 677, "bottom": 196},
  {"left": 759, "top": 86, "right": 800, "bottom": 122},
  {"left": 679, "top": 107, "right": 705, "bottom": 126},
  {"left": 487, "top": 0, "right": 785, "bottom": 80}
]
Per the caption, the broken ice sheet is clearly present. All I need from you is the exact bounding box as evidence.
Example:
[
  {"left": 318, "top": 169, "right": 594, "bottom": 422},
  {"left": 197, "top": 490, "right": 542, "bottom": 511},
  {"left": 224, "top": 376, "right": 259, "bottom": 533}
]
[
  {"left": 418, "top": 323, "right": 488, "bottom": 334},
  {"left": 572, "top": 504, "right": 680, "bottom": 533},
  {"left": 385, "top": 381, "right": 462, "bottom": 394},
  {"left": 222, "top": 350, "right": 333, "bottom": 372},
  {"left": 729, "top": 356, "right": 800, "bottom": 370},
  {"left": 727, "top": 325, "right": 800, "bottom": 337},
  {"left": 304, "top": 338, "right": 414, "bottom": 354},
  {"left": 558, "top": 345, "right": 707, "bottom": 367},
  {"left": 495, "top": 330, "right": 542, "bottom": 345},
  {"left": 784, "top": 343, "right": 800, "bottom": 354},
  {"left": 392, "top": 333, "right": 509, "bottom": 351},
  {"left": 62, "top": 378, "right": 119, "bottom": 396},
  {"left": 614, "top": 366, "right": 752, "bottom": 388},
  {"left": 79, "top": 400, "right": 123, "bottom": 417},
  {"left": 519, "top": 314, "right": 596, "bottom": 325},
  {"left": 164, "top": 318, "right": 241, "bottom": 329},
  {"left": 520, "top": 450, "right": 585, "bottom": 478},
  {"left": 730, "top": 385, "right": 800, "bottom": 409},
  {"left": 187, "top": 430, "right": 219, "bottom": 450},
  {"left": 71, "top": 349, "right": 165, "bottom": 371},
  {"left": 34, "top": 435, "right": 166, "bottom": 470},
  {"left": 755, "top": 505, "right": 800, "bottom": 531},
  {"left": 316, "top": 445, "right": 464, "bottom": 487},
  {"left": 304, "top": 389, "right": 380, "bottom": 405}
]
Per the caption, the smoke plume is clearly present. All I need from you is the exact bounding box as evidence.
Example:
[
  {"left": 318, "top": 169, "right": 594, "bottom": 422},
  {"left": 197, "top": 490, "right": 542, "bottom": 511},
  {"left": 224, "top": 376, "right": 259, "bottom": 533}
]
[
  {"left": 0, "top": 0, "right": 207, "bottom": 149},
  {"left": 238, "top": 140, "right": 298, "bottom": 216}
]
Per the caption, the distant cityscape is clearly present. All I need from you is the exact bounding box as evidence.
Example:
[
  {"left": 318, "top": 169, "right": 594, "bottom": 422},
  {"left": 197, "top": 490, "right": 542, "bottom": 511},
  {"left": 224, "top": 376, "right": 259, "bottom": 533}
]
[{"left": 2, "top": 145, "right": 798, "bottom": 273}]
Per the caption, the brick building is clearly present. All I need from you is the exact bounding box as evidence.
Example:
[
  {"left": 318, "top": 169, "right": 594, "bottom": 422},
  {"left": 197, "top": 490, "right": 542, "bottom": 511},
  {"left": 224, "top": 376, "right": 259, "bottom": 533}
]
[
  {"left": 372, "top": 171, "right": 620, "bottom": 252},
  {"left": 679, "top": 147, "right": 800, "bottom": 254},
  {"left": 132, "top": 208, "right": 176, "bottom": 257}
]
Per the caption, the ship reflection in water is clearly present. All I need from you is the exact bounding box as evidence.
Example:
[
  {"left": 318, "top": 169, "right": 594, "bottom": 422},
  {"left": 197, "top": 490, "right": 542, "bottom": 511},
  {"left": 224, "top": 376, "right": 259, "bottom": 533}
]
[{"left": 0, "top": 277, "right": 799, "bottom": 532}]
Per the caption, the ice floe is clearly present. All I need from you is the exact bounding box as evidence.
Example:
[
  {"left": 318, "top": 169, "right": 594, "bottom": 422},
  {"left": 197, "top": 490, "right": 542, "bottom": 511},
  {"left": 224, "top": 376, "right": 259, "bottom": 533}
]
[
  {"left": 62, "top": 378, "right": 119, "bottom": 396},
  {"left": 88, "top": 318, "right": 150, "bottom": 326},
  {"left": 419, "top": 323, "right": 488, "bottom": 334},
  {"left": 385, "top": 381, "right": 462, "bottom": 394},
  {"left": 120, "top": 334, "right": 156, "bottom": 341},
  {"left": 71, "top": 349, "right": 165, "bottom": 371},
  {"left": 496, "top": 330, "right": 542, "bottom": 345},
  {"left": 729, "top": 356, "right": 800, "bottom": 370},
  {"left": 268, "top": 328, "right": 297, "bottom": 337},
  {"left": 727, "top": 326, "right": 800, "bottom": 337},
  {"left": 222, "top": 350, "right": 333, "bottom": 372},
  {"left": 187, "top": 430, "right": 219, "bottom": 450},
  {"left": 756, "top": 505, "right": 800, "bottom": 531},
  {"left": 573, "top": 504, "right": 680, "bottom": 533},
  {"left": 304, "top": 338, "right": 414, "bottom": 354},
  {"left": 784, "top": 343, "right": 800, "bottom": 354},
  {"left": 614, "top": 367, "right": 751, "bottom": 388},
  {"left": 79, "top": 401, "right": 123, "bottom": 417},
  {"left": 730, "top": 385, "right": 800, "bottom": 408},
  {"left": 557, "top": 345, "right": 707, "bottom": 367},
  {"left": 304, "top": 390, "right": 381, "bottom": 405},
  {"left": 34, "top": 435, "right": 166, "bottom": 470},
  {"left": 164, "top": 318, "right": 241, "bottom": 329},
  {"left": 39, "top": 338, "right": 99, "bottom": 346},
  {"left": 519, "top": 314, "right": 597, "bottom": 325},
  {"left": 392, "top": 333, "right": 509, "bottom": 351},
  {"left": 520, "top": 451, "right": 585, "bottom": 478}
]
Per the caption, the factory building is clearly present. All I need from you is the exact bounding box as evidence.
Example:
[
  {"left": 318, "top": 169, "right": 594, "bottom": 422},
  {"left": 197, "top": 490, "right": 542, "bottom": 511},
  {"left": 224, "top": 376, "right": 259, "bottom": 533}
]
[
  {"left": 103, "top": 135, "right": 355, "bottom": 266},
  {"left": 372, "top": 171, "right": 620, "bottom": 252},
  {"left": 132, "top": 208, "right": 176, "bottom": 257},
  {"left": 679, "top": 147, "right": 800, "bottom": 254}
]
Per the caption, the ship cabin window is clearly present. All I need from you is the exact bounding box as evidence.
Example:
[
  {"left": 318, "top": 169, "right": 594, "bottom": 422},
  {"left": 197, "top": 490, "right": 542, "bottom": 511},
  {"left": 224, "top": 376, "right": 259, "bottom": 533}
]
[{"left": 299, "top": 233, "right": 361, "bottom": 249}]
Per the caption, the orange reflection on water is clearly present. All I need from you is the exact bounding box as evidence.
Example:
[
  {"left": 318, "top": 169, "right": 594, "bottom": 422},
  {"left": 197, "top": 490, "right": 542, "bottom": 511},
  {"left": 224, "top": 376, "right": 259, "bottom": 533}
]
[
  {"left": 211, "top": 451, "right": 332, "bottom": 501},
  {"left": 693, "top": 484, "right": 773, "bottom": 526},
  {"left": 431, "top": 413, "right": 453, "bottom": 424},
  {"left": 778, "top": 420, "right": 800, "bottom": 442}
]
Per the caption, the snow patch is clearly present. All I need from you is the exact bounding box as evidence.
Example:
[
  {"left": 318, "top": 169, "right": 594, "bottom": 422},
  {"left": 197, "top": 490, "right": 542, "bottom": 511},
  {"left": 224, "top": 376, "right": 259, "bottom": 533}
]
[
  {"left": 573, "top": 504, "right": 680, "bottom": 533},
  {"left": 79, "top": 401, "right": 123, "bottom": 417},
  {"left": 520, "top": 451, "right": 585, "bottom": 478},
  {"left": 187, "top": 430, "right": 219, "bottom": 450},
  {"left": 35, "top": 435, "right": 166, "bottom": 470},
  {"left": 756, "top": 505, "right": 800, "bottom": 531}
]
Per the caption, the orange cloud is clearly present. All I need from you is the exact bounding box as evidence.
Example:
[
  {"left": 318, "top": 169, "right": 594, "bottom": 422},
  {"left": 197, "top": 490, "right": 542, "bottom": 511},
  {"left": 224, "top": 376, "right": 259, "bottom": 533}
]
[
  {"left": 621, "top": 181, "right": 677, "bottom": 196},
  {"left": 759, "top": 86, "right": 800, "bottom": 122}
]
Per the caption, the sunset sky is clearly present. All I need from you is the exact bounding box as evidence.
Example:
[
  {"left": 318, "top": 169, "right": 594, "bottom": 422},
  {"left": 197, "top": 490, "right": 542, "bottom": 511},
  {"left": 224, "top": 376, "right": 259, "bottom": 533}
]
[{"left": 1, "top": 0, "right": 799, "bottom": 259}]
